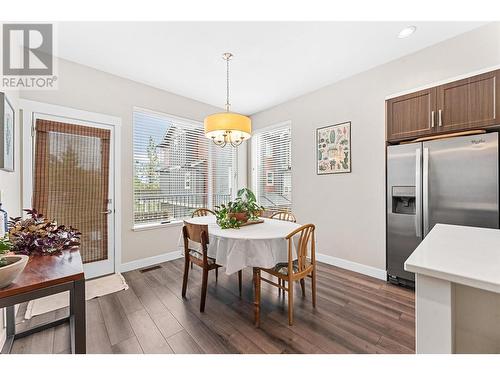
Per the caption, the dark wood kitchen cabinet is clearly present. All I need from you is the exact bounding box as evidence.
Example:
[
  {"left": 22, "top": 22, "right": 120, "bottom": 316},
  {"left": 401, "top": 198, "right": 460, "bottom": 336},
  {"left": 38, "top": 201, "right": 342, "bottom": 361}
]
[
  {"left": 386, "top": 88, "right": 436, "bottom": 141},
  {"left": 436, "top": 70, "right": 500, "bottom": 132},
  {"left": 386, "top": 69, "right": 500, "bottom": 142}
]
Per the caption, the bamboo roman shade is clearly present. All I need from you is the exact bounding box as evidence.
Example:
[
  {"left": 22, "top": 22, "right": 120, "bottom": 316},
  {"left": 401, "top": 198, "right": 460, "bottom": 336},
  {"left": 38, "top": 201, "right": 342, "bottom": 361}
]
[{"left": 33, "top": 119, "right": 110, "bottom": 264}]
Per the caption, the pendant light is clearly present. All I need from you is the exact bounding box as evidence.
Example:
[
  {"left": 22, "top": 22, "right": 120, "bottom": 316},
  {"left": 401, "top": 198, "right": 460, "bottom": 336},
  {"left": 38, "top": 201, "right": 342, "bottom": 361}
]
[{"left": 204, "top": 53, "right": 252, "bottom": 147}]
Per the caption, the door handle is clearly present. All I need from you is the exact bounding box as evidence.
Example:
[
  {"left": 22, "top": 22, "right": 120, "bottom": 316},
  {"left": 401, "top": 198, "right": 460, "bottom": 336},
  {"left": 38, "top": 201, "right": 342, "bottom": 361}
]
[
  {"left": 438, "top": 109, "right": 443, "bottom": 127},
  {"left": 415, "top": 148, "right": 422, "bottom": 238},
  {"left": 101, "top": 209, "right": 113, "bottom": 215},
  {"left": 431, "top": 111, "right": 435, "bottom": 128},
  {"left": 423, "top": 147, "right": 429, "bottom": 236}
]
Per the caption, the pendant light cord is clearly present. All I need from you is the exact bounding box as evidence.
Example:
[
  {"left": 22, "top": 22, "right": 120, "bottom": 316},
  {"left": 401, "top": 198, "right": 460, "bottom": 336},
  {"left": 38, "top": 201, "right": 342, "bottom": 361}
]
[{"left": 226, "top": 55, "right": 230, "bottom": 112}]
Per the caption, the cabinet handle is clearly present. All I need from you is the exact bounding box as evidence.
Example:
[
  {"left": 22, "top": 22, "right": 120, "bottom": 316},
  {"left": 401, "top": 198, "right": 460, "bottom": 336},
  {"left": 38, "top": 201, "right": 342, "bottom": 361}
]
[
  {"left": 438, "top": 109, "right": 443, "bottom": 127},
  {"left": 431, "top": 111, "right": 435, "bottom": 128}
]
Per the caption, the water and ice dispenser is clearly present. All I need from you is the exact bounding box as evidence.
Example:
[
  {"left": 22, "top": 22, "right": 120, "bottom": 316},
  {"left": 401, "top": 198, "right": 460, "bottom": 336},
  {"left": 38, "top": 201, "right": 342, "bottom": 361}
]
[{"left": 391, "top": 186, "right": 416, "bottom": 215}]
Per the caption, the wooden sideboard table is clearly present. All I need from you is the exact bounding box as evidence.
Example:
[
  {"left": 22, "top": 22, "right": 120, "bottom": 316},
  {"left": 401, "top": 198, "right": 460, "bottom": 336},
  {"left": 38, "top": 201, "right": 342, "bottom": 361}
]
[{"left": 0, "top": 250, "right": 86, "bottom": 354}]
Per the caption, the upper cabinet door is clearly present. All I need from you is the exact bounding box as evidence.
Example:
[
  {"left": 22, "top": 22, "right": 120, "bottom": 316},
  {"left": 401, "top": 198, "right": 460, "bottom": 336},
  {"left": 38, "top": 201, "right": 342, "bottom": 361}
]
[
  {"left": 436, "top": 70, "right": 500, "bottom": 132},
  {"left": 386, "top": 88, "right": 435, "bottom": 141}
]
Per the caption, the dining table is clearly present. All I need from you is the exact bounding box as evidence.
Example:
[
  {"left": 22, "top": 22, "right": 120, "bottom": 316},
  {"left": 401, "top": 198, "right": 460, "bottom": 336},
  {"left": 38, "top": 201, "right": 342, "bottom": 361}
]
[{"left": 180, "top": 215, "right": 301, "bottom": 275}]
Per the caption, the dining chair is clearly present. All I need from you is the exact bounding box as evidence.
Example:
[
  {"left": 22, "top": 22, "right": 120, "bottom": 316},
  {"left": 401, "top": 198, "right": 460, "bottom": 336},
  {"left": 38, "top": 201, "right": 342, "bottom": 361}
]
[
  {"left": 270, "top": 210, "right": 297, "bottom": 223},
  {"left": 182, "top": 221, "right": 242, "bottom": 312},
  {"left": 253, "top": 224, "right": 316, "bottom": 326},
  {"left": 259, "top": 209, "right": 276, "bottom": 218},
  {"left": 191, "top": 208, "right": 216, "bottom": 217},
  {"left": 190, "top": 208, "right": 215, "bottom": 269}
]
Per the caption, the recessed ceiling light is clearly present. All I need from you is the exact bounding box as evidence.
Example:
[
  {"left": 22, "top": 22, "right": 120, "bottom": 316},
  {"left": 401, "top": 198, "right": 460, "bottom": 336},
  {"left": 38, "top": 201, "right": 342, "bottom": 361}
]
[{"left": 398, "top": 26, "right": 417, "bottom": 39}]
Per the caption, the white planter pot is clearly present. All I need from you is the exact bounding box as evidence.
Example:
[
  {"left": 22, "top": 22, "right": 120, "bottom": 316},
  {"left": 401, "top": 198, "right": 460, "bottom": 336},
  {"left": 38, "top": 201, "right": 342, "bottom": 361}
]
[{"left": 0, "top": 255, "right": 29, "bottom": 288}]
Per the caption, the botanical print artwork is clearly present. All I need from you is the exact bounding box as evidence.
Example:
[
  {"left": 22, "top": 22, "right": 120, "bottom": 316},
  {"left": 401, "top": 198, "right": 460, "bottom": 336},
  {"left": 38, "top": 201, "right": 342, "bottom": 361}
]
[{"left": 316, "top": 121, "right": 351, "bottom": 174}]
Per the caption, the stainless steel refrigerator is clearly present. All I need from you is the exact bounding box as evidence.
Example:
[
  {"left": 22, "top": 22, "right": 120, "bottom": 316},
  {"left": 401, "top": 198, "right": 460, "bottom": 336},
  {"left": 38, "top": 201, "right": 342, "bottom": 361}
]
[{"left": 386, "top": 132, "right": 499, "bottom": 285}]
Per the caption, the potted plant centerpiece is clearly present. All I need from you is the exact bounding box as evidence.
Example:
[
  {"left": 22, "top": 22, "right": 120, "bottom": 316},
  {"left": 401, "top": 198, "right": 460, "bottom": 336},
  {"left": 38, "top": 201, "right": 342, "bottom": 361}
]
[
  {"left": 0, "top": 236, "right": 28, "bottom": 288},
  {"left": 215, "top": 188, "right": 264, "bottom": 229}
]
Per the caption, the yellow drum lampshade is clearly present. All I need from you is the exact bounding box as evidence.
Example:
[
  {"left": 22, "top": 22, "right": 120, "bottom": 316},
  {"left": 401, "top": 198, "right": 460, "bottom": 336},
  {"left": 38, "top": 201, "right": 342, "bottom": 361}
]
[{"left": 204, "top": 112, "right": 252, "bottom": 143}]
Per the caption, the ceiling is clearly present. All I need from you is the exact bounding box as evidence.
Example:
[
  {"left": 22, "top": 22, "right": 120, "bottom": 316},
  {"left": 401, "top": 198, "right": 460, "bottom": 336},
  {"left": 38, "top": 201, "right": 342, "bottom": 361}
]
[{"left": 55, "top": 22, "right": 486, "bottom": 114}]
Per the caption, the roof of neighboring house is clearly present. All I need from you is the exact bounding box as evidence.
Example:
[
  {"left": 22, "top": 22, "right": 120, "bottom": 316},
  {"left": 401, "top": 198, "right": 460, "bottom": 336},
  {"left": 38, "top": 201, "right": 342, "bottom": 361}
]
[
  {"left": 156, "top": 125, "right": 183, "bottom": 149},
  {"left": 260, "top": 192, "right": 291, "bottom": 207},
  {"left": 158, "top": 161, "right": 206, "bottom": 173}
]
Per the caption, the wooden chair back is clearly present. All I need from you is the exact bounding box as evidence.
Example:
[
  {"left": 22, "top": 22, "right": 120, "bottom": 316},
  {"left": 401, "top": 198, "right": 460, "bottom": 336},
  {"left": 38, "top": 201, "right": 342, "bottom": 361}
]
[
  {"left": 259, "top": 209, "right": 276, "bottom": 218},
  {"left": 182, "top": 221, "right": 209, "bottom": 256},
  {"left": 286, "top": 224, "right": 315, "bottom": 273},
  {"left": 271, "top": 211, "right": 297, "bottom": 223},
  {"left": 191, "top": 208, "right": 215, "bottom": 217}
]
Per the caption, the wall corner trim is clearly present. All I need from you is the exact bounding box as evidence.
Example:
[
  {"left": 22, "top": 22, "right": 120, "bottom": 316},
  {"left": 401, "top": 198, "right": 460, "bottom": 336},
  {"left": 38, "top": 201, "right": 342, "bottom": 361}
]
[
  {"left": 316, "top": 253, "right": 387, "bottom": 281},
  {"left": 119, "top": 251, "right": 183, "bottom": 273}
]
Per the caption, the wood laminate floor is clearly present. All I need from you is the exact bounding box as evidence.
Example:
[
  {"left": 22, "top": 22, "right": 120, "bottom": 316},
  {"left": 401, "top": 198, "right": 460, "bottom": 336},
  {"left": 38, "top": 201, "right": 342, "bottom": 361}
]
[{"left": 10, "top": 259, "right": 415, "bottom": 354}]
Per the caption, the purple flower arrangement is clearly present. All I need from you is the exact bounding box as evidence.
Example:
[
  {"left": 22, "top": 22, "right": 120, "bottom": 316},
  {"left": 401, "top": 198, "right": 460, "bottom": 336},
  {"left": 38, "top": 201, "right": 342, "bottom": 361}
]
[{"left": 8, "top": 209, "right": 81, "bottom": 256}]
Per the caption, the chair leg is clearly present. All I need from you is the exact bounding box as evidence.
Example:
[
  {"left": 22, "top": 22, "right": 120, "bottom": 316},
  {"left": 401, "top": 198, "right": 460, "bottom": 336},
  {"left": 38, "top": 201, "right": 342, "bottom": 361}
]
[
  {"left": 215, "top": 267, "right": 218, "bottom": 283},
  {"left": 253, "top": 268, "right": 261, "bottom": 327},
  {"left": 190, "top": 262, "right": 193, "bottom": 269},
  {"left": 300, "top": 278, "right": 306, "bottom": 297},
  {"left": 288, "top": 277, "right": 294, "bottom": 326},
  {"left": 312, "top": 267, "right": 317, "bottom": 308},
  {"left": 200, "top": 267, "right": 209, "bottom": 312},
  {"left": 278, "top": 277, "right": 281, "bottom": 297},
  {"left": 182, "top": 258, "right": 190, "bottom": 298},
  {"left": 238, "top": 270, "right": 242, "bottom": 297}
]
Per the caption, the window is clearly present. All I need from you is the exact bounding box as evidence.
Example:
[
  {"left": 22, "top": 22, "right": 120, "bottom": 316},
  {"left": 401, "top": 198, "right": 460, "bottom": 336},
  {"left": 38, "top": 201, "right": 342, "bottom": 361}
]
[
  {"left": 252, "top": 122, "right": 292, "bottom": 210},
  {"left": 266, "top": 171, "right": 274, "bottom": 186},
  {"left": 133, "top": 109, "right": 237, "bottom": 226}
]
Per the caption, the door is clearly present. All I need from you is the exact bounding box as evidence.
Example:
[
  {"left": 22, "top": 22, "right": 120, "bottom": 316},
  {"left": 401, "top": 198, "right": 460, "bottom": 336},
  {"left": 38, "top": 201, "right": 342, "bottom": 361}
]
[
  {"left": 386, "top": 88, "right": 436, "bottom": 142},
  {"left": 423, "top": 132, "right": 499, "bottom": 236},
  {"left": 436, "top": 70, "right": 500, "bottom": 132},
  {"left": 32, "top": 115, "right": 115, "bottom": 278},
  {"left": 386, "top": 142, "right": 422, "bottom": 282}
]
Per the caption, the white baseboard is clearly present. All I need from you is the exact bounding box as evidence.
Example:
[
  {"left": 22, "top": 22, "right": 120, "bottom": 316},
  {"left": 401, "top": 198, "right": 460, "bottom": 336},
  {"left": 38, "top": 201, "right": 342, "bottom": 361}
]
[
  {"left": 119, "top": 251, "right": 183, "bottom": 273},
  {"left": 118, "top": 250, "right": 386, "bottom": 281},
  {"left": 316, "top": 253, "right": 387, "bottom": 281}
]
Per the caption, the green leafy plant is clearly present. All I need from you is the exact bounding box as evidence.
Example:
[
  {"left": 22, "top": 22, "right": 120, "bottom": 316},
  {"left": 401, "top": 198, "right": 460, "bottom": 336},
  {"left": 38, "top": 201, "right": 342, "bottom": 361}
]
[
  {"left": 0, "top": 236, "right": 12, "bottom": 268},
  {"left": 215, "top": 188, "right": 264, "bottom": 229}
]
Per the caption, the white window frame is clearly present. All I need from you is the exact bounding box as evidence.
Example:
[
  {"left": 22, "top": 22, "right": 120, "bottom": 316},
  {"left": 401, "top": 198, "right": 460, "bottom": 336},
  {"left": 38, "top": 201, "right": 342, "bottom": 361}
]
[
  {"left": 132, "top": 106, "right": 238, "bottom": 228},
  {"left": 251, "top": 120, "right": 292, "bottom": 209}
]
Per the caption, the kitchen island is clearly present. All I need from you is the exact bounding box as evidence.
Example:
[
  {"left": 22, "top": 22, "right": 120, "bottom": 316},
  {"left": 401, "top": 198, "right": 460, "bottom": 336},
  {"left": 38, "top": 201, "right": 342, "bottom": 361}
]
[{"left": 405, "top": 224, "right": 500, "bottom": 354}]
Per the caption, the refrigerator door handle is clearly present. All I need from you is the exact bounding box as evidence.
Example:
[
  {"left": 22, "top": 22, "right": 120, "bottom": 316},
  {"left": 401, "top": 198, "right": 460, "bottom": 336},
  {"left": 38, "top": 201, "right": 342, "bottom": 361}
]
[
  {"left": 415, "top": 148, "right": 422, "bottom": 238},
  {"left": 423, "top": 147, "right": 430, "bottom": 236}
]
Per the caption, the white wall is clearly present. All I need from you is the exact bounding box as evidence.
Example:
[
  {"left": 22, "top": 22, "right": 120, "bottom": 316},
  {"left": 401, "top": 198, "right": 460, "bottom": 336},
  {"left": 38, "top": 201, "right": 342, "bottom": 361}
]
[
  {"left": 19, "top": 58, "right": 230, "bottom": 266},
  {"left": 0, "top": 88, "right": 21, "bottom": 349},
  {"left": 250, "top": 22, "right": 500, "bottom": 274}
]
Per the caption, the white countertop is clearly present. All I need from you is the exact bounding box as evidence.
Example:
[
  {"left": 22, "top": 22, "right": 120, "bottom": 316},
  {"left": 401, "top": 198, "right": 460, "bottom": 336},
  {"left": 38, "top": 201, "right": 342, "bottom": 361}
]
[{"left": 404, "top": 224, "right": 500, "bottom": 293}]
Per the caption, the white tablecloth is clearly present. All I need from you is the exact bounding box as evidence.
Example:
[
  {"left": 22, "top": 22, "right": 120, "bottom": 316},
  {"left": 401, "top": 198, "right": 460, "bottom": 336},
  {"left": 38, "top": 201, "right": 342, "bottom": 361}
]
[{"left": 178, "top": 216, "right": 301, "bottom": 274}]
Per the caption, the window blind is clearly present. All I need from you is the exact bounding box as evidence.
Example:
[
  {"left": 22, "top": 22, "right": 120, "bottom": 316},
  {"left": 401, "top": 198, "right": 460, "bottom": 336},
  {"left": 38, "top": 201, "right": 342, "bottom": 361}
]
[
  {"left": 252, "top": 123, "right": 292, "bottom": 210},
  {"left": 133, "top": 109, "right": 236, "bottom": 225},
  {"left": 211, "top": 144, "right": 236, "bottom": 208}
]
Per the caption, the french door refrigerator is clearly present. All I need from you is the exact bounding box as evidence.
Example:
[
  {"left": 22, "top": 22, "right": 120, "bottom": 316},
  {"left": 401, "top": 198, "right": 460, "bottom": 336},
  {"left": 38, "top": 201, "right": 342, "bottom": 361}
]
[{"left": 386, "top": 132, "right": 499, "bottom": 285}]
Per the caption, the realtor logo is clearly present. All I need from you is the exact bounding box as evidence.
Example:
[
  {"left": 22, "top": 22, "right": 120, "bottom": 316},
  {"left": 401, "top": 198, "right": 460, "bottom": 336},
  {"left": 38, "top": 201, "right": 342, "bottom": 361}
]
[{"left": 1, "top": 23, "right": 57, "bottom": 89}]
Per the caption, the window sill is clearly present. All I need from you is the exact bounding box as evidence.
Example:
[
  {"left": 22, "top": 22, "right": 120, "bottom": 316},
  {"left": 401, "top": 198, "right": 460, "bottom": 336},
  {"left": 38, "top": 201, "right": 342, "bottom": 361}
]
[{"left": 132, "top": 221, "right": 183, "bottom": 232}]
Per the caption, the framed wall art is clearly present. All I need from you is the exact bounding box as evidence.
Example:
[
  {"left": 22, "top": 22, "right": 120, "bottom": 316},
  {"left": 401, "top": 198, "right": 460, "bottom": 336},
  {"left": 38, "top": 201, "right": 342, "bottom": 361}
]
[
  {"left": 0, "top": 92, "right": 15, "bottom": 172},
  {"left": 316, "top": 121, "right": 351, "bottom": 175}
]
